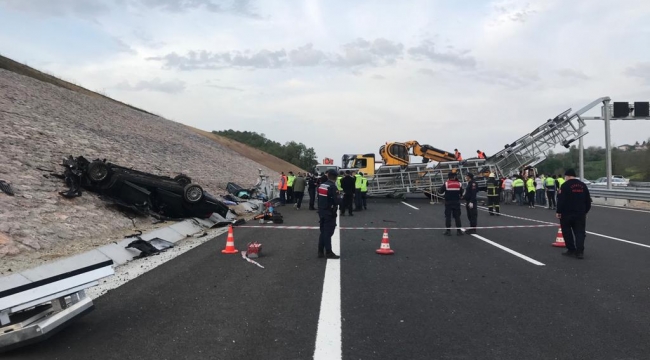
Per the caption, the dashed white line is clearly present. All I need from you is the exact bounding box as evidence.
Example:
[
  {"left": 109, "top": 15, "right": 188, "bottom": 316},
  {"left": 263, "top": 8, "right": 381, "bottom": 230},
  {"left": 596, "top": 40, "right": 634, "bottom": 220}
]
[
  {"left": 466, "top": 231, "right": 546, "bottom": 266},
  {"left": 401, "top": 201, "right": 419, "bottom": 210},
  {"left": 313, "top": 213, "right": 342, "bottom": 360}
]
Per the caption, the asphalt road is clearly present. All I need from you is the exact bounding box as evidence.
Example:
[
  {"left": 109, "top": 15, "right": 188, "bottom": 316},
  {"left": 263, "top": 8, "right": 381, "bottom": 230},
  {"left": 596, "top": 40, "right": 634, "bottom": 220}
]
[{"left": 6, "top": 198, "right": 650, "bottom": 360}]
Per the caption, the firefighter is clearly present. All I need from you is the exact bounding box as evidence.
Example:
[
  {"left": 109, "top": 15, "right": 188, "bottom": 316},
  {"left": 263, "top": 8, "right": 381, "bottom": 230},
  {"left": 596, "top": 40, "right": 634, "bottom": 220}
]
[
  {"left": 477, "top": 150, "right": 486, "bottom": 159},
  {"left": 439, "top": 171, "right": 463, "bottom": 236},
  {"left": 556, "top": 169, "right": 592, "bottom": 259},
  {"left": 360, "top": 172, "right": 368, "bottom": 210},
  {"left": 463, "top": 173, "right": 478, "bottom": 234},
  {"left": 486, "top": 173, "right": 500, "bottom": 215},
  {"left": 317, "top": 169, "right": 341, "bottom": 259}
]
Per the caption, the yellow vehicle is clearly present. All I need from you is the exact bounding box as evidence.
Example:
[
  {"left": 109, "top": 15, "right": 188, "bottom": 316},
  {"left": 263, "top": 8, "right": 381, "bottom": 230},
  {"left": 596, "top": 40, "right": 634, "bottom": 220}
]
[{"left": 379, "top": 141, "right": 456, "bottom": 166}]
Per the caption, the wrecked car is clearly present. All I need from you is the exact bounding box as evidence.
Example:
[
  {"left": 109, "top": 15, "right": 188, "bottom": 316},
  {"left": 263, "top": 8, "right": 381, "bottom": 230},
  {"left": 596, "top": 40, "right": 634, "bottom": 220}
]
[{"left": 58, "top": 156, "right": 229, "bottom": 219}]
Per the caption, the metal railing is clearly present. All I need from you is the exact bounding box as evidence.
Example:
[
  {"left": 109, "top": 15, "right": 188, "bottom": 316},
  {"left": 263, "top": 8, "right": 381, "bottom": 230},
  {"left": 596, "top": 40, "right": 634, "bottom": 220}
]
[{"left": 588, "top": 186, "right": 650, "bottom": 202}]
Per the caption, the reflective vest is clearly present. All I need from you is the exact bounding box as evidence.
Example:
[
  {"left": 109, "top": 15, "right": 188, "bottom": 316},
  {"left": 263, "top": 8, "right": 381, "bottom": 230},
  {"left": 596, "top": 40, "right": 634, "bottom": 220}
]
[
  {"left": 545, "top": 177, "right": 556, "bottom": 189},
  {"left": 278, "top": 176, "right": 288, "bottom": 190},
  {"left": 557, "top": 178, "right": 565, "bottom": 187},
  {"left": 355, "top": 174, "right": 363, "bottom": 189},
  {"left": 360, "top": 177, "right": 368, "bottom": 192},
  {"left": 513, "top": 179, "right": 524, "bottom": 188},
  {"left": 287, "top": 175, "right": 295, "bottom": 187},
  {"left": 478, "top": 152, "right": 486, "bottom": 159},
  {"left": 487, "top": 179, "right": 499, "bottom": 196},
  {"left": 455, "top": 151, "right": 462, "bottom": 161},
  {"left": 336, "top": 176, "right": 343, "bottom": 191},
  {"left": 526, "top": 178, "right": 535, "bottom": 192}
]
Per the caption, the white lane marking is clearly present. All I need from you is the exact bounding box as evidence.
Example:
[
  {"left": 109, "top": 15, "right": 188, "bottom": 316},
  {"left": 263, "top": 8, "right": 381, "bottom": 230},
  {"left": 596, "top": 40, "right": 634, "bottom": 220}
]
[
  {"left": 465, "top": 230, "right": 545, "bottom": 266},
  {"left": 313, "top": 213, "right": 342, "bottom": 360},
  {"left": 586, "top": 231, "right": 650, "bottom": 249},
  {"left": 591, "top": 204, "right": 650, "bottom": 214},
  {"left": 401, "top": 201, "right": 419, "bottom": 210}
]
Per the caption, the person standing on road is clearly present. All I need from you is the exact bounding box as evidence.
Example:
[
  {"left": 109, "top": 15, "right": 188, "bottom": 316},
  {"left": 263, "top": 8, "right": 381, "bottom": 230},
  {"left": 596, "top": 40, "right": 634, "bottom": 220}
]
[
  {"left": 439, "top": 172, "right": 463, "bottom": 236},
  {"left": 502, "top": 176, "right": 514, "bottom": 205},
  {"left": 486, "top": 173, "right": 501, "bottom": 216},
  {"left": 340, "top": 170, "right": 356, "bottom": 216},
  {"left": 317, "top": 169, "right": 341, "bottom": 259},
  {"left": 513, "top": 175, "right": 525, "bottom": 206},
  {"left": 556, "top": 169, "right": 592, "bottom": 259},
  {"left": 307, "top": 172, "right": 318, "bottom": 210},
  {"left": 545, "top": 174, "right": 557, "bottom": 210},
  {"left": 292, "top": 172, "right": 306, "bottom": 210},
  {"left": 278, "top": 172, "right": 288, "bottom": 205},
  {"left": 286, "top": 171, "right": 296, "bottom": 204},
  {"left": 535, "top": 174, "right": 546, "bottom": 207},
  {"left": 360, "top": 172, "right": 368, "bottom": 210},
  {"left": 463, "top": 173, "right": 479, "bottom": 234},
  {"left": 526, "top": 175, "right": 536, "bottom": 208},
  {"left": 354, "top": 171, "right": 363, "bottom": 211}
]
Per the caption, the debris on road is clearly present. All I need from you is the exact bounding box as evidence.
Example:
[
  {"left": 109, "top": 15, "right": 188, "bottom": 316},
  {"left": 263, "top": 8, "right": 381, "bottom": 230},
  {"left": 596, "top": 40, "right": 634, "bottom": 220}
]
[
  {"left": 0, "top": 180, "right": 15, "bottom": 196},
  {"left": 125, "top": 237, "right": 174, "bottom": 259}
]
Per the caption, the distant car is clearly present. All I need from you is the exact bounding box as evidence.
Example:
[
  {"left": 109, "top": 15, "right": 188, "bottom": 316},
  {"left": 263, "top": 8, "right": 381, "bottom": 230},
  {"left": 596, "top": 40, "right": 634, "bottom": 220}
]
[
  {"left": 592, "top": 177, "right": 628, "bottom": 187},
  {"left": 60, "top": 156, "right": 230, "bottom": 219},
  {"left": 579, "top": 178, "right": 592, "bottom": 185}
]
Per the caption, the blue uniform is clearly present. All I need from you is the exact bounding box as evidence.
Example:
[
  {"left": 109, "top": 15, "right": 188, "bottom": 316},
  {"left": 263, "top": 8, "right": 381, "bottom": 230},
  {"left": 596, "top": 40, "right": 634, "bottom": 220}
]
[{"left": 317, "top": 180, "right": 340, "bottom": 254}]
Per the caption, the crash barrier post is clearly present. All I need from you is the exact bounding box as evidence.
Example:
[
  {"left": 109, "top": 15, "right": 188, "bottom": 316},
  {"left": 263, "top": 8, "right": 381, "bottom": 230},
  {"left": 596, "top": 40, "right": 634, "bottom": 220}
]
[
  {"left": 376, "top": 229, "right": 395, "bottom": 255},
  {"left": 0, "top": 252, "right": 114, "bottom": 352},
  {"left": 552, "top": 227, "right": 566, "bottom": 247}
]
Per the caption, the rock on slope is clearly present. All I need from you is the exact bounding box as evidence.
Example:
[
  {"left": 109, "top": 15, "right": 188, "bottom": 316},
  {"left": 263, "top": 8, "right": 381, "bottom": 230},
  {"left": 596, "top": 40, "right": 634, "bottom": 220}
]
[{"left": 0, "top": 69, "right": 278, "bottom": 270}]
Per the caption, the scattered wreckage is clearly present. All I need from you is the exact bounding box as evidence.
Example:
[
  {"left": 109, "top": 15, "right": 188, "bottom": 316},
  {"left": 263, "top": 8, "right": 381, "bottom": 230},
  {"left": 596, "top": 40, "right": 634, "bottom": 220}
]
[{"left": 57, "top": 156, "right": 231, "bottom": 220}]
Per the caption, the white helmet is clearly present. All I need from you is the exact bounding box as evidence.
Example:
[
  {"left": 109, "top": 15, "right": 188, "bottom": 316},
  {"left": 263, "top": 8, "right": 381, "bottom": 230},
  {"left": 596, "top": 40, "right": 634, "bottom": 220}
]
[{"left": 489, "top": 173, "right": 495, "bottom": 178}]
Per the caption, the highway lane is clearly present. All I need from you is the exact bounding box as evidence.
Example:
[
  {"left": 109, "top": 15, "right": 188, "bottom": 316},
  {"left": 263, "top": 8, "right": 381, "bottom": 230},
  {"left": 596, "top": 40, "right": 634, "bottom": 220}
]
[{"left": 4, "top": 197, "right": 650, "bottom": 360}]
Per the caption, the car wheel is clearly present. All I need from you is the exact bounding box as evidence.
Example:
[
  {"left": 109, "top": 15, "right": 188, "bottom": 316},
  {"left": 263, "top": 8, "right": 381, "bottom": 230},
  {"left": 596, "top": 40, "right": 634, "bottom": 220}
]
[
  {"left": 174, "top": 174, "right": 192, "bottom": 186},
  {"left": 87, "top": 161, "right": 109, "bottom": 182},
  {"left": 183, "top": 184, "right": 203, "bottom": 203}
]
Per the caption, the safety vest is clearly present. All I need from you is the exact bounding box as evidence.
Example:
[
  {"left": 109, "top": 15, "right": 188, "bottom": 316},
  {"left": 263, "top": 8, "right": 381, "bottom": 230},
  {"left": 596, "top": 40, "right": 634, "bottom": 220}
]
[
  {"left": 336, "top": 176, "right": 343, "bottom": 191},
  {"left": 526, "top": 178, "right": 535, "bottom": 192},
  {"left": 478, "top": 152, "right": 486, "bottom": 159},
  {"left": 545, "top": 177, "right": 556, "bottom": 189},
  {"left": 278, "top": 176, "right": 288, "bottom": 190},
  {"left": 360, "top": 177, "right": 368, "bottom": 192},
  {"left": 287, "top": 175, "right": 295, "bottom": 187},
  {"left": 355, "top": 174, "right": 363, "bottom": 189},
  {"left": 513, "top": 179, "right": 524, "bottom": 188},
  {"left": 557, "top": 178, "right": 565, "bottom": 187}
]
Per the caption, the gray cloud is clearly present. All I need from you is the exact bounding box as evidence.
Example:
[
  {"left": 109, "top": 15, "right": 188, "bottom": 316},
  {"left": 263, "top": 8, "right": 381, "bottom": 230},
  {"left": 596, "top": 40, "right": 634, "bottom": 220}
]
[
  {"left": 138, "top": 0, "right": 261, "bottom": 17},
  {"left": 371, "top": 74, "right": 385, "bottom": 80},
  {"left": 624, "top": 62, "right": 650, "bottom": 84},
  {"left": 288, "top": 43, "right": 327, "bottom": 67},
  {"left": 417, "top": 68, "right": 436, "bottom": 76},
  {"left": 408, "top": 40, "right": 476, "bottom": 69},
  {"left": 472, "top": 68, "right": 540, "bottom": 89},
  {"left": 116, "top": 78, "right": 186, "bottom": 93},
  {"left": 333, "top": 38, "right": 404, "bottom": 67},
  {"left": 0, "top": 0, "right": 110, "bottom": 17},
  {"left": 557, "top": 68, "right": 590, "bottom": 80},
  {"left": 207, "top": 84, "right": 244, "bottom": 91},
  {"left": 492, "top": 3, "right": 537, "bottom": 24}
]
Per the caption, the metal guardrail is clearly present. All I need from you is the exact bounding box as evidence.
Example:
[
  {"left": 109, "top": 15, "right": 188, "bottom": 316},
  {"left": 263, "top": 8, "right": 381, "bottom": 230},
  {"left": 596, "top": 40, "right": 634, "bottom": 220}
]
[
  {"left": 588, "top": 187, "right": 650, "bottom": 202},
  {"left": 630, "top": 181, "right": 650, "bottom": 188}
]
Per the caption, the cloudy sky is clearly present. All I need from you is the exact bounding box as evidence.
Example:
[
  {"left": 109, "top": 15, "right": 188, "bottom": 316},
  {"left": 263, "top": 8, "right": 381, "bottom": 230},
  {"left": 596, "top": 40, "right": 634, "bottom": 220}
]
[{"left": 1, "top": 0, "right": 650, "bottom": 165}]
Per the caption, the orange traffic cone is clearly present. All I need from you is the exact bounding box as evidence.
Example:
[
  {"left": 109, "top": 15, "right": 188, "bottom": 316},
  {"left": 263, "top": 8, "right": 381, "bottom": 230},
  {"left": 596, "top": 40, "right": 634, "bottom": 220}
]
[
  {"left": 222, "top": 225, "right": 239, "bottom": 254},
  {"left": 376, "top": 229, "right": 394, "bottom": 255},
  {"left": 552, "top": 227, "right": 566, "bottom": 247}
]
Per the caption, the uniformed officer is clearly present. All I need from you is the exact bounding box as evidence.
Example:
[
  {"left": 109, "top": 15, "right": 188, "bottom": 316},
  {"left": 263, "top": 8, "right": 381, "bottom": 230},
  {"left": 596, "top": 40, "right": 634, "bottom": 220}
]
[
  {"left": 307, "top": 172, "right": 318, "bottom": 210},
  {"left": 545, "top": 174, "right": 557, "bottom": 210},
  {"left": 486, "top": 173, "right": 501, "bottom": 216},
  {"left": 439, "top": 171, "right": 463, "bottom": 236},
  {"left": 317, "top": 169, "right": 341, "bottom": 259},
  {"left": 463, "top": 173, "right": 478, "bottom": 234},
  {"left": 354, "top": 171, "right": 363, "bottom": 211},
  {"left": 556, "top": 169, "right": 592, "bottom": 259},
  {"left": 359, "top": 172, "right": 368, "bottom": 210}
]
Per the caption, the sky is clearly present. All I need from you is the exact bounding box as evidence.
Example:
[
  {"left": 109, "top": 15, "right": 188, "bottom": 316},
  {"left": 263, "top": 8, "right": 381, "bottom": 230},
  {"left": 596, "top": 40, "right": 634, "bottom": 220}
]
[{"left": 1, "top": 0, "right": 650, "bottom": 166}]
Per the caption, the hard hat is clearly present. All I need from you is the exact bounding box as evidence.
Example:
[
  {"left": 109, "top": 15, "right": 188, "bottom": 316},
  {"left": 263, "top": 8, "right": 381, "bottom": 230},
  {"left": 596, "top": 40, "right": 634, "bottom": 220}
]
[{"left": 489, "top": 173, "right": 495, "bottom": 177}]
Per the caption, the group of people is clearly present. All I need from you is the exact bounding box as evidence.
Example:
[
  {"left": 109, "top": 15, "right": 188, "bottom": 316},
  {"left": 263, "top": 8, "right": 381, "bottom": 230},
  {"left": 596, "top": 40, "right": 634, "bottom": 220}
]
[
  {"left": 439, "top": 168, "right": 592, "bottom": 259},
  {"left": 453, "top": 149, "right": 487, "bottom": 161},
  {"left": 500, "top": 173, "right": 566, "bottom": 209}
]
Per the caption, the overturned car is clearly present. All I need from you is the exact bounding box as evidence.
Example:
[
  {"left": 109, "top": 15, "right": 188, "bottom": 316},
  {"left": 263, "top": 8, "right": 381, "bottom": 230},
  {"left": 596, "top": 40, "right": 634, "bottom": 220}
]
[{"left": 59, "top": 156, "right": 230, "bottom": 219}]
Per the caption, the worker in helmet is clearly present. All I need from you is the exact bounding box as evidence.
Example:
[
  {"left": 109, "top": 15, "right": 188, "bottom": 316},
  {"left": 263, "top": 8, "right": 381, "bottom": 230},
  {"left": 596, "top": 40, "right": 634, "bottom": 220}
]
[{"left": 486, "top": 173, "right": 501, "bottom": 216}]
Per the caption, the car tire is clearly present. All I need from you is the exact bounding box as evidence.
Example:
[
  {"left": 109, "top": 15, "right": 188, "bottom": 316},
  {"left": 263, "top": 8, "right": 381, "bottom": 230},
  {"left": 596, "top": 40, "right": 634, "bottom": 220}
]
[
  {"left": 183, "top": 184, "right": 203, "bottom": 203},
  {"left": 87, "top": 161, "right": 110, "bottom": 183},
  {"left": 174, "top": 174, "right": 192, "bottom": 186}
]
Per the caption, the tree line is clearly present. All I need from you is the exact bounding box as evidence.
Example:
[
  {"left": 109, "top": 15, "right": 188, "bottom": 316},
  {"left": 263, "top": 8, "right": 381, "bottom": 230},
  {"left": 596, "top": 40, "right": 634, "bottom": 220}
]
[
  {"left": 213, "top": 130, "right": 318, "bottom": 171},
  {"left": 536, "top": 144, "right": 650, "bottom": 181}
]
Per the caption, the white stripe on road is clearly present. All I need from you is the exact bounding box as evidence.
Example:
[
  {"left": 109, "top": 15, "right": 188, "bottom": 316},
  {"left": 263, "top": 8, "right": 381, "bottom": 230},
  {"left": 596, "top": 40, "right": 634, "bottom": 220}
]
[
  {"left": 466, "top": 231, "right": 546, "bottom": 266},
  {"left": 313, "top": 213, "right": 342, "bottom": 360},
  {"left": 591, "top": 204, "right": 650, "bottom": 214},
  {"left": 401, "top": 201, "right": 419, "bottom": 210},
  {"left": 586, "top": 231, "right": 650, "bottom": 249}
]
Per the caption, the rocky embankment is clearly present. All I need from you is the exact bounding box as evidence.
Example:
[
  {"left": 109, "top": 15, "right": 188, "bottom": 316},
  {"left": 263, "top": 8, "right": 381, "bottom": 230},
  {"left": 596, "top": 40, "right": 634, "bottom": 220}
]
[{"left": 0, "top": 69, "right": 277, "bottom": 272}]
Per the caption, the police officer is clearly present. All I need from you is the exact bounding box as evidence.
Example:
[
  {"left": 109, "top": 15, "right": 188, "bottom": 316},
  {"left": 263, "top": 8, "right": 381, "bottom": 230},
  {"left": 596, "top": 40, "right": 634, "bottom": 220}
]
[
  {"left": 463, "top": 173, "right": 478, "bottom": 234},
  {"left": 439, "top": 171, "right": 463, "bottom": 236},
  {"left": 307, "top": 172, "right": 318, "bottom": 210},
  {"left": 317, "top": 169, "right": 341, "bottom": 259},
  {"left": 486, "top": 173, "right": 501, "bottom": 216},
  {"left": 556, "top": 169, "right": 591, "bottom": 259}
]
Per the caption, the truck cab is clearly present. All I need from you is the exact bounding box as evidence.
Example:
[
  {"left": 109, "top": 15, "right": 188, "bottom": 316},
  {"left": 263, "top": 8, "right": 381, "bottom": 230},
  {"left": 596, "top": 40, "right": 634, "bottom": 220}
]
[{"left": 341, "top": 154, "right": 377, "bottom": 176}]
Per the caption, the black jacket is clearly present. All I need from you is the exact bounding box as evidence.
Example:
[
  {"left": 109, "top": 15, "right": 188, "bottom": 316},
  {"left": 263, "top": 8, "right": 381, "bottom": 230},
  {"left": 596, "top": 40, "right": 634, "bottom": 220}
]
[
  {"left": 340, "top": 176, "right": 356, "bottom": 195},
  {"left": 557, "top": 179, "right": 592, "bottom": 215},
  {"left": 463, "top": 180, "right": 478, "bottom": 203},
  {"left": 317, "top": 180, "right": 340, "bottom": 216}
]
